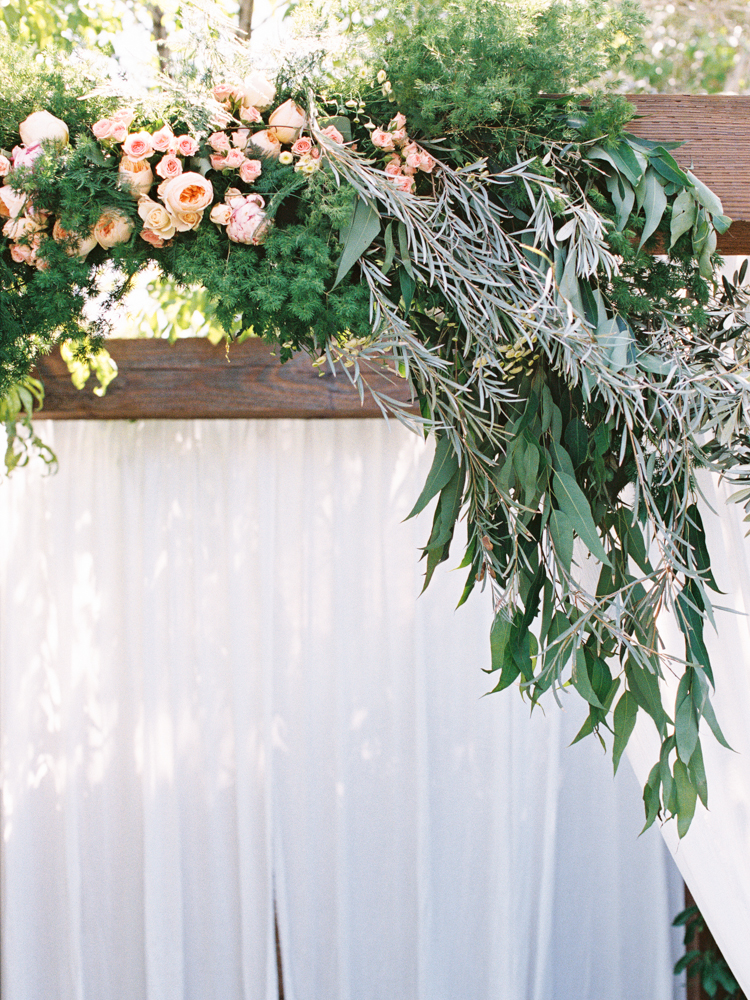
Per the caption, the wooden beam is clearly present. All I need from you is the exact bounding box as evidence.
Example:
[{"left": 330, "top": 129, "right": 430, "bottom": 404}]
[
  {"left": 32, "top": 338, "right": 415, "bottom": 420},
  {"left": 625, "top": 94, "right": 750, "bottom": 254}
]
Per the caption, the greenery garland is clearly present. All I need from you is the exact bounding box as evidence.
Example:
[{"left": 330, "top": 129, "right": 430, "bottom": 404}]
[{"left": 2, "top": 1, "right": 749, "bottom": 837}]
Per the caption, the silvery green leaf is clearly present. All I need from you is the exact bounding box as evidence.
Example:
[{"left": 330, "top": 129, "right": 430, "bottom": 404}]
[
  {"left": 638, "top": 169, "right": 668, "bottom": 250},
  {"left": 687, "top": 169, "right": 724, "bottom": 217},
  {"left": 669, "top": 188, "right": 696, "bottom": 248},
  {"left": 605, "top": 173, "right": 635, "bottom": 232}
]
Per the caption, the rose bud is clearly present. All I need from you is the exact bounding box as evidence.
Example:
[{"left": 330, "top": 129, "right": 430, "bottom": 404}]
[
  {"left": 247, "top": 130, "right": 281, "bottom": 160},
  {"left": 268, "top": 100, "right": 306, "bottom": 145},
  {"left": 118, "top": 157, "right": 155, "bottom": 196},
  {"left": 19, "top": 110, "right": 69, "bottom": 146}
]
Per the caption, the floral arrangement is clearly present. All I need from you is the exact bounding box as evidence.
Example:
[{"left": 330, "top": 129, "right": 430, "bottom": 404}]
[{"left": 2, "top": 0, "right": 750, "bottom": 837}]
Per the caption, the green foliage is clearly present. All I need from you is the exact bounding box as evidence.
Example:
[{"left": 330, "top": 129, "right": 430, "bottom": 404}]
[
  {"left": 0, "top": 375, "right": 56, "bottom": 476},
  {"left": 0, "top": 0, "right": 125, "bottom": 53},
  {"left": 673, "top": 905, "right": 746, "bottom": 999}
]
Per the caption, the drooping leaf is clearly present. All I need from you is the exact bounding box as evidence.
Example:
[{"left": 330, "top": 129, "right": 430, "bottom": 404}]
[
  {"left": 564, "top": 417, "right": 587, "bottom": 468},
  {"left": 674, "top": 758, "right": 698, "bottom": 838},
  {"left": 549, "top": 507, "right": 574, "bottom": 575},
  {"left": 333, "top": 196, "right": 381, "bottom": 287},
  {"left": 406, "top": 435, "right": 458, "bottom": 519},
  {"left": 613, "top": 690, "right": 639, "bottom": 774},
  {"left": 650, "top": 146, "right": 691, "bottom": 187},
  {"left": 605, "top": 173, "right": 635, "bottom": 232},
  {"left": 688, "top": 739, "right": 708, "bottom": 809},
  {"left": 552, "top": 471, "right": 610, "bottom": 564},
  {"left": 674, "top": 671, "right": 699, "bottom": 765}
]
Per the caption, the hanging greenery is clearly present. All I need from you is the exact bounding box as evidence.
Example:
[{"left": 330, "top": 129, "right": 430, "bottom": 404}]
[{"left": 1, "top": 0, "right": 748, "bottom": 837}]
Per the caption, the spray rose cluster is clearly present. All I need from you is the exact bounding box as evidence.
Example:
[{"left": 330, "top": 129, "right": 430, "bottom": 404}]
[
  {"left": 370, "top": 113, "right": 435, "bottom": 193},
  {"left": 91, "top": 109, "right": 201, "bottom": 201}
]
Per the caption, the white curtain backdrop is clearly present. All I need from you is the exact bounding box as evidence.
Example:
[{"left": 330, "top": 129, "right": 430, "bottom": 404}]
[{"left": 0, "top": 419, "right": 682, "bottom": 1000}]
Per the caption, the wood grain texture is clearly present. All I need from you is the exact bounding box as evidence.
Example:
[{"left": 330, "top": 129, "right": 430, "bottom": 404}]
[
  {"left": 624, "top": 95, "right": 750, "bottom": 253},
  {"left": 32, "top": 338, "right": 415, "bottom": 420}
]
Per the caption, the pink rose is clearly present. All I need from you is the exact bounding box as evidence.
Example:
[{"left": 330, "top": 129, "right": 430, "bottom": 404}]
[
  {"left": 232, "top": 129, "right": 250, "bottom": 150},
  {"left": 111, "top": 123, "right": 128, "bottom": 143},
  {"left": 175, "top": 135, "right": 199, "bottom": 157},
  {"left": 384, "top": 157, "right": 402, "bottom": 177},
  {"left": 291, "top": 137, "right": 313, "bottom": 156},
  {"left": 208, "top": 132, "right": 231, "bottom": 153},
  {"left": 227, "top": 200, "right": 268, "bottom": 244},
  {"left": 92, "top": 118, "right": 116, "bottom": 140},
  {"left": 151, "top": 124, "right": 175, "bottom": 153},
  {"left": 210, "top": 154, "right": 229, "bottom": 171},
  {"left": 223, "top": 148, "right": 246, "bottom": 169},
  {"left": 239, "top": 105, "right": 262, "bottom": 124},
  {"left": 391, "top": 174, "right": 415, "bottom": 193},
  {"left": 155, "top": 154, "right": 183, "bottom": 180},
  {"left": 390, "top": 112, "right": 407, "bottom": 130},
  {"left": 213, "top": 82, "right": 237, "bottom": 103},
  {"left": 418, "top": 151, "right": 436, "bottom": 173},
  {"left": 239, "top": 159, "right": 262, "bottom": 183},
  {"left": 320, "top": 125, "right": 344, "bottom": 144},
  {"left": 140, "top": 228, "right": 170, "bottom": 247},
  {"left": 405, "top": 150, "right": 421, "bottom": 171},
  {"left": 371, "top": 128, "right": 395, "bottom": 151},
  {"left": 390, "top": 128, "right": 407, "bottom": 146},
  {"left": 12, "top": 144, "right": 43, "bottom": 170},
  {"left": 122, "top": 131, "right": 154, "bottom": 161},
  {"left": 112, "top": 108, "right": 136, "bottom": 128},
  {"left": 0, "top": 155, "right": 10, "bottom": 177}
]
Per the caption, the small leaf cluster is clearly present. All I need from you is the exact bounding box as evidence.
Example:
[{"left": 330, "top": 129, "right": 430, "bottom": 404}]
[{"left": 673, "top": 906, "right": 745, "bottom": 1000}]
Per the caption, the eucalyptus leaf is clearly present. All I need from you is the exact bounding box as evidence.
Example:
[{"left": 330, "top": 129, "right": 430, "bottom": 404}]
[
  {"left": 687, "top": 169, "right": 724, "bottom": 217},
  {"left": 613, "top": 690, "right": 638, "bottom": 774},
  {"left": 552, "top": 471, "right": 610, "bottom": 565},
  {"left": 638, "top": 169, "right": 668, "bottom": 250},
  {"left": 406, "top": 435, "right": 458, "bottom": 519},
  {"left": 669, "top": 188, "right": 696, "bottom": 248},
  {"left": 333, "top": 196, "right": 381, "bottom": 287}
]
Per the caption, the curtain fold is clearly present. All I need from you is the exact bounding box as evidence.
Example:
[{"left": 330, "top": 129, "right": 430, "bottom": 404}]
[{"left": 0, "top": 419, "right": 681, "bottom": 1000}]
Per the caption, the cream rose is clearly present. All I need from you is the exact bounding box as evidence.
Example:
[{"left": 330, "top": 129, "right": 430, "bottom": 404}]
[
  {"left": 247, "top": 130, "right": 281, "bottom": 160},
  {"left": 0, "top": 155, "right": 9, "bottom": 177},
  {"left": 242, "top": 71, "right": 276, "bottom": 110},
  {"left": 268, "top": 100, "right": 306, "bottom": 145},
  {"left": 137, "top": 196, "right": 177, "bottom": 239},
  {"left": 209, "top": 203, "right": 232, "bottom": 225},
  {"left": 93, "top": 209, "right": 134, "bottom": 248},
  {"left": 19, "top": 110, "right": 69, "bottom": 146},
  {"left": 0, "top": 187, "right": 27, "bottom": 219},
  {"left": 52, "top": 219, "right": 97, "bottom": 258},
  {"left": 159, "top": 172, "right": 213, "bottom": 226},
  {"left": 118, "top": 157, "right": 155, "bottom": 196}
]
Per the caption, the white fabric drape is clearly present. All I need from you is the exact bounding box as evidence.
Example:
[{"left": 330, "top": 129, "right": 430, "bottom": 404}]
[
  {"left": 627, "top": 472, "right": 750, "bottom": 999},
  {"left": 0, "top": 419, "right": 681, "bottom": 1000}
]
